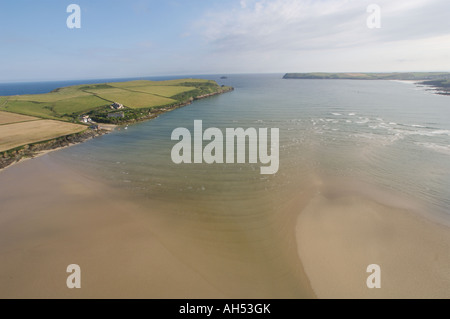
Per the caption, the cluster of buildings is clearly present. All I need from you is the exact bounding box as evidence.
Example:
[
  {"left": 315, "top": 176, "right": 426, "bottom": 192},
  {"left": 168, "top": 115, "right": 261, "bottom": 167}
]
[
  {"left": 80, "top": 115, "right": 92, "bottom": 123},
  {"left": 79, "top": 102, "right": 126, "bottom": 123}
]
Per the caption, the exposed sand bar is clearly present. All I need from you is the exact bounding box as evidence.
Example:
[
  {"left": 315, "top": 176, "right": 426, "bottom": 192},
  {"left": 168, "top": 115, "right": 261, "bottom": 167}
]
[
  {"left": 0, "top": 155, "right": 314, "bottom": 298},
  {"left": 295, "top": 179, "right": 450, "bottom": 299},
  {"left": 2, "top": 153, "right": 449, "bottom": 298},
  {"left": 0, "top": 156, "right": 220, "bottom": 298}
]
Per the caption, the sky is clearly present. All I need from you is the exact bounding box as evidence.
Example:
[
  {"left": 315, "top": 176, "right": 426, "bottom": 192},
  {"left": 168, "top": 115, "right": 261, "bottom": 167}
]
[{"left": 1, "top": 0, "right": 450, "bottom": 82}]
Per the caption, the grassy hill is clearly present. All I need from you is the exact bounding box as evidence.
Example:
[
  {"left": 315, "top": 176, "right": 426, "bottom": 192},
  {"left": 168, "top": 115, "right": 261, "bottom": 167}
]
[
  {"left": 0, "top": 79, "right": 233, "bottom": 124},
  {"left": 0, "top": 79, "right": 233, "bottom": 167},
  {"left": 283, "top": 72, "right": 450, "bottom": 81}
]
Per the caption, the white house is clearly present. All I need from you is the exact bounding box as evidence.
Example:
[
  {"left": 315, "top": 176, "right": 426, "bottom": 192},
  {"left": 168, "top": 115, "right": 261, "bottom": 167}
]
[
  {"left": 80, "top": 115, "right": 92, "bottom": 123},
  {"left": 111, "top": 102, "right": 124, "bottom": 110}
]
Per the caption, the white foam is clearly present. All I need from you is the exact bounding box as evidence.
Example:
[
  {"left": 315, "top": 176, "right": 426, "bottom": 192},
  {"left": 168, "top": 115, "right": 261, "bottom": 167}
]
[
  {"left": 416, "top": 142, "right": 450, "bottom": 155},
  {"left": 431, "top": 130, "right": 450, "bottom": 136},
  {"left": 403, "top": 129, "right": 450, "bottom": 137}
]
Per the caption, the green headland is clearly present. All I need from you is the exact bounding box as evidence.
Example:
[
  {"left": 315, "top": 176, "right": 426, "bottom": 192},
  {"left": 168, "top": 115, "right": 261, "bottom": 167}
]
[
  {"left": 283, "top": 72, "right": 450, "bottom": 95},
  {"left": 0, "top": 79, "right": 233, "bottom": 124},
  {"left": 0, "top": 79, "right": 233, "bottom": 168}
]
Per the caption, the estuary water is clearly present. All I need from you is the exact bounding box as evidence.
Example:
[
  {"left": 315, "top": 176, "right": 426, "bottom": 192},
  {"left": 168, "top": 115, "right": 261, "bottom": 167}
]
[
  {"left": 3, "top": 74, "right": 450, "bottom": 298},
  {"left": 50, "top": 74, "right": 450, "bottom": 219}
]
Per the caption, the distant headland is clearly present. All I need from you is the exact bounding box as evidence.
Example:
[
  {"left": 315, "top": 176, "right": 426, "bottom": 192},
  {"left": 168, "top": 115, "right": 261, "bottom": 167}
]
[
  {"left": 283, "top": 72, "right": 450, "bottom": 95},
  {"left": 283, "top": 72, "right": 450, "bottom": 81}
]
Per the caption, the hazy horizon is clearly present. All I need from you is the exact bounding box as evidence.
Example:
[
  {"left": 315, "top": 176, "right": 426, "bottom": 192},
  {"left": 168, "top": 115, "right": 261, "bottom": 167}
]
[
  {"left": 1, "top": 0, "right": 450, "bottom": 82},
  {"left": 3, "top": 71, "right": 450, "bottom": 85}
]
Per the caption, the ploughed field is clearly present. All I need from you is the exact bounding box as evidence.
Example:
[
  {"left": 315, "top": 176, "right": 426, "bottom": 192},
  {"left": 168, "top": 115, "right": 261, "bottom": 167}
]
[{"left": 0, "top": 111, "right": 86, "bottom": 152}]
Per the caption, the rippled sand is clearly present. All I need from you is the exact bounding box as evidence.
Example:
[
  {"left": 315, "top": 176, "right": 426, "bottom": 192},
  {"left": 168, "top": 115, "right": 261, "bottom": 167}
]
[
  {"left": 2, "top": 154, "right": 450, "bottom": 299},
  {"left": 0, "top": 155, "right": 314, "bottom": 298},
  {"left": 295, "top": 179, "right": 450, "bottom": 299}
]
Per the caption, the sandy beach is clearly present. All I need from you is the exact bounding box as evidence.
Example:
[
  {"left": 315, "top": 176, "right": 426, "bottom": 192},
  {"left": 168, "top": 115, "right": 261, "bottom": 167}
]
[
  {"left": 1, "top": 151, "right": 450, "bottom": 298},
  {"left": 295, "top": 179, "right": 450, "bottom": 299},
  {"left": 0, "top": 154, "right": 314, "bottom": 298},
  {"left": 0, "top": 155, "right": 222, "bottom": 298}
]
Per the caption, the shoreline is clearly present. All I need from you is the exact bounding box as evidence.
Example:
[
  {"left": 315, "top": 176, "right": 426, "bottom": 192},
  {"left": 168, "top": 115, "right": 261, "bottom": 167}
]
[
  {"left": 0, "top": 128, "right": 109, "bottom": 171},
  {"left": 0, "top": 124, "right": 116, "bottom": 173},
  {"left": 417, "top": 81, "right": 450, "bottom": 96}
]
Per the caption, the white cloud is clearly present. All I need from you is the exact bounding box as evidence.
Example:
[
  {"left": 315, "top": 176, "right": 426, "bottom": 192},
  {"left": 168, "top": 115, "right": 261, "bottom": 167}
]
[{"left": 191, "top": 0, "right": 450, "bottom": 72}]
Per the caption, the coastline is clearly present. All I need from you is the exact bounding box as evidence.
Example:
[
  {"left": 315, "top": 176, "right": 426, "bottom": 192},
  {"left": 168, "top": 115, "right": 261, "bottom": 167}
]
[
  {"left": 0, "top": 128, "right": 109, "bottom": 171},
  {"left": 417, "top": 81, "right": 450, "bottom": 96},
  {"left": 0, "top": 86, "right": 234, "bottom": 171},
  {"left": 0, "top": 124, "right": 116, "bottom": 173}
]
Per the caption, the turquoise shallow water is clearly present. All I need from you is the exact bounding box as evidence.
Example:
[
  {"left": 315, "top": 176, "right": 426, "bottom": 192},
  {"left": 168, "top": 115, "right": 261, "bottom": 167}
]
[{"left": 49, "top": 74, "right": 450, "bottom": 220}]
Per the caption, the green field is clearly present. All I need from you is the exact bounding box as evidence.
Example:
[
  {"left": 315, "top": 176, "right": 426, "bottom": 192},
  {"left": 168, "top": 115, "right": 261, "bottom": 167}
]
[
  {"left": 0, "top": 79, "right": 231, "bottom": 122},
  {"left": 126, "top": 85, "right": 196, "bottom": 97},
  {"left": 13, "top": 90, "right": 91, "bottom": 103},
  {"left": 0, "top": 97, "right": 7, "bottom": 106},
  {"left": 109, "top": 79, "right": 214, "bottom": 88},
  {"left": 84, "top": 87, "right": 176, "bottom": 109},
  {"left": 3, "top": 95, "right": 109, "bottom": 120},
  {"left": 51, "top": 95, "right": 110, "bottom": 115},
  {"left": 2, "top": 99, "right": 61, "bottom": 119}
]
